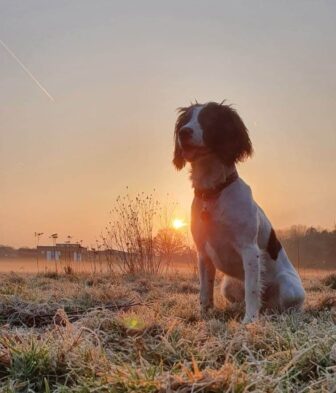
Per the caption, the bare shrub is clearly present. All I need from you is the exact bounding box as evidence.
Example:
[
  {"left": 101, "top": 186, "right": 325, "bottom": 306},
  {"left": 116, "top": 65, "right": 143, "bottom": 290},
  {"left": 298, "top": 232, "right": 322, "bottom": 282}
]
[
  {"left": 101, "top": 192, "right": 162, "bottom": 274},
  {"left": 154, "top": 227, "right": 187, "bottom": 270},
  {"left": 100, "top": 192, "right": 191, "bottom": 275},
  {"left": 63, "top": 265, "right": 74, "bottom": 276}
]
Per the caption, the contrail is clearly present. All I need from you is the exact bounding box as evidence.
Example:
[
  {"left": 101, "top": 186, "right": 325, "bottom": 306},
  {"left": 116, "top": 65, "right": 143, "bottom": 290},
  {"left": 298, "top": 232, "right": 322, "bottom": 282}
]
[{"left": 0, "top": 38, "right": 55, "bottom": 102}]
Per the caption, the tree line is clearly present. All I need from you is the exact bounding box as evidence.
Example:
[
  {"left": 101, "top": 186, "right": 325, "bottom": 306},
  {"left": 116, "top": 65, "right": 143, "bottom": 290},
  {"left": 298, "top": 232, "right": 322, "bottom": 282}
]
[{"left": 277, "top": 225, "right": 336, "bottom": 270}]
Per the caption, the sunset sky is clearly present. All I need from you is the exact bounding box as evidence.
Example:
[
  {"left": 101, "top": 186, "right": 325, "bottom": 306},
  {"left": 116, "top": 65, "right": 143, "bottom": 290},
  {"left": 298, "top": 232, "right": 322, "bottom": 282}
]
[{"left": 1, "top": 1, "right": 335, "bottom": 248}]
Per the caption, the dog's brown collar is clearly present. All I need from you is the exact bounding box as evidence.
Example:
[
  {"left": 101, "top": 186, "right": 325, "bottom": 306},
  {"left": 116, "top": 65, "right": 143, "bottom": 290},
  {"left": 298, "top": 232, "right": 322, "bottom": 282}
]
[{"left": 194, "top": 171, "right": 239, "bottom": 201}]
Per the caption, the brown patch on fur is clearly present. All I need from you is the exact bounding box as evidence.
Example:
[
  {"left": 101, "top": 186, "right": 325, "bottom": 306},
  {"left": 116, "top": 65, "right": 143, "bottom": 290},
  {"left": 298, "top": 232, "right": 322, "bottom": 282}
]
[
  {"left": 199, "top": 102, "right": 253, "bottom": 166},
  {"left": 267, "top": 228, "right": 282, "bottom": 261}
]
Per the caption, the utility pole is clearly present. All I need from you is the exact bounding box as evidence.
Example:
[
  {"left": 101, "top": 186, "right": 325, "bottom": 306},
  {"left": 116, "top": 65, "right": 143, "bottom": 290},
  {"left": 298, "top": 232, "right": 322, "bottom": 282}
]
[
  {"left": 34, "top": 232, "right": 43, "bottom": 273},
  {"left": 66, "top": 235, "right": 72, "bottom": 265},
  {"left": 50, "top": 233, "right": 58, "bottom": 273}
]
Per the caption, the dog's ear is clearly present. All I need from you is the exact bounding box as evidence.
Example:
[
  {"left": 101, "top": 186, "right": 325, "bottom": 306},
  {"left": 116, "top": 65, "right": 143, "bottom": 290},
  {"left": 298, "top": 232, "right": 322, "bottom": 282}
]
[
  {"left": 203, "top": 104, "right": 253, "bottom": 166},
  {"left": 173, "top": 141, "right": 186, "bottom": 170},
  {"left": 172, "top": 107, "right": 189, "bottom": 170}
]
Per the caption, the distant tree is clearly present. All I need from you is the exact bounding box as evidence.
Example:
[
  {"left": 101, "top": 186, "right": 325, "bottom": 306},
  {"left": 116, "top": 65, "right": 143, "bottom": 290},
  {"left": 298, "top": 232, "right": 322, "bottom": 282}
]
[
  {"left": 0, "top": 245, "right": 16, "bottom": 258},
  {"left": 279, "top": 225, "right": 336, "bottom": 270}
]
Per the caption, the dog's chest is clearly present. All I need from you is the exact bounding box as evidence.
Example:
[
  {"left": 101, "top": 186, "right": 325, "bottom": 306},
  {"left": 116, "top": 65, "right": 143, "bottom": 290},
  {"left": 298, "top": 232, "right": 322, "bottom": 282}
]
[
  {"left": 191, "top": 199, "right": 244, "bottom": 278},
  {"left": 205, "top": 237, "right": 244, "bottom": 278}
]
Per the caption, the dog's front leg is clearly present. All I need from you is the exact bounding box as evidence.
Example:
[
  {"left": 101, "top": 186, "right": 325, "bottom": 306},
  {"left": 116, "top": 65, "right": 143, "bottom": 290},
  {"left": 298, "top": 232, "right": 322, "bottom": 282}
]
[
  {"left": 198, "top": 254, "right": 216, "bottom": 314},
  {"left": 241, "top": 245, "right": 261, "bottom": 323}
]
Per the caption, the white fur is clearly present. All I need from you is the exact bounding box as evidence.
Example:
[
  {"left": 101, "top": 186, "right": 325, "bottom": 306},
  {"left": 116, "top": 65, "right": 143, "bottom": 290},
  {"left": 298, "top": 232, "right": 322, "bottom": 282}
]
[
  {"left": 190, "top": 159, "right": 305, "bottom": 323},
  {"left": 180, "top": 105, "right": 205, "bottom": 147}
]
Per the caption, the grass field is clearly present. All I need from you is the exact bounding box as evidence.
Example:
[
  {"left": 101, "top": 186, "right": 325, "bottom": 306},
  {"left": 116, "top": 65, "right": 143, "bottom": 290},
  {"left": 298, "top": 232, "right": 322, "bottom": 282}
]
[{"left": 0, "top": 267, "right": 335, "bottom": 392}]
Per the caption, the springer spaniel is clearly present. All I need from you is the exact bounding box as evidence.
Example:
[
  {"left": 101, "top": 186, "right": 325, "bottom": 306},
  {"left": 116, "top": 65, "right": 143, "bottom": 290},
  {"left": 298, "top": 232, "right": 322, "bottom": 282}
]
[{"left": 173, "top": 101, "right": 305, "bottom": 323}]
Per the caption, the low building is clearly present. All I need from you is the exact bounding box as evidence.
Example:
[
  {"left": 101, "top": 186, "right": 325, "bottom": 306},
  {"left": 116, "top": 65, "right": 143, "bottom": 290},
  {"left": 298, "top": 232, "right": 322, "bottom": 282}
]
[{"left": 37, "top": 243, "right": 87, "bottom": 262}]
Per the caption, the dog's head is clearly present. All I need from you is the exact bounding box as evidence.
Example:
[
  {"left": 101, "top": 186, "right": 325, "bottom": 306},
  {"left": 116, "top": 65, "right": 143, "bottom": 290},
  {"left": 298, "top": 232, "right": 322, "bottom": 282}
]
[{"left": 173, "top": 101, "right": 253, "bottom": 169}]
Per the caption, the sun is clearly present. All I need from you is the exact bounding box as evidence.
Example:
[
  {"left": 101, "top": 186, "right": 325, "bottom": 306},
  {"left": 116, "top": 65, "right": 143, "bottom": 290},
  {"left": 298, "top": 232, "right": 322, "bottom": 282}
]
[{"left": 172, "top": 218, "right": 186, "bottom": 230}]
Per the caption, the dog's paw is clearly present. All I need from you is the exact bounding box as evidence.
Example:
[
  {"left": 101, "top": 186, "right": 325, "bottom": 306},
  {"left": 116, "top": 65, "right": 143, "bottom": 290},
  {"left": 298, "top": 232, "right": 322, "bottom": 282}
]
[
  {"left": 200, "top": 304, "right": 214, "bottom": 318},
  {"left": 242, "top": 313, "right": 258, "bottom": 324}
]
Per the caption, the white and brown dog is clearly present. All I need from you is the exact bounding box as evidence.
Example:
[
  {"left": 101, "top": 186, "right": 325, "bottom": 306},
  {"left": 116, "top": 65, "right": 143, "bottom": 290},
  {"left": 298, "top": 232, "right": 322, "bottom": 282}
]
[{"left": 173, "top": 101, "right": 305, "bottom": 323}]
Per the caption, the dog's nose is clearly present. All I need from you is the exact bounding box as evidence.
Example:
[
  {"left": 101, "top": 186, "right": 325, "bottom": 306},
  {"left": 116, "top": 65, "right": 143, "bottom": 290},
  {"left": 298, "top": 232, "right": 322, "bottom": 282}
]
[{"left": 179, "top": 127, "right": 193, "bottom": 142}]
